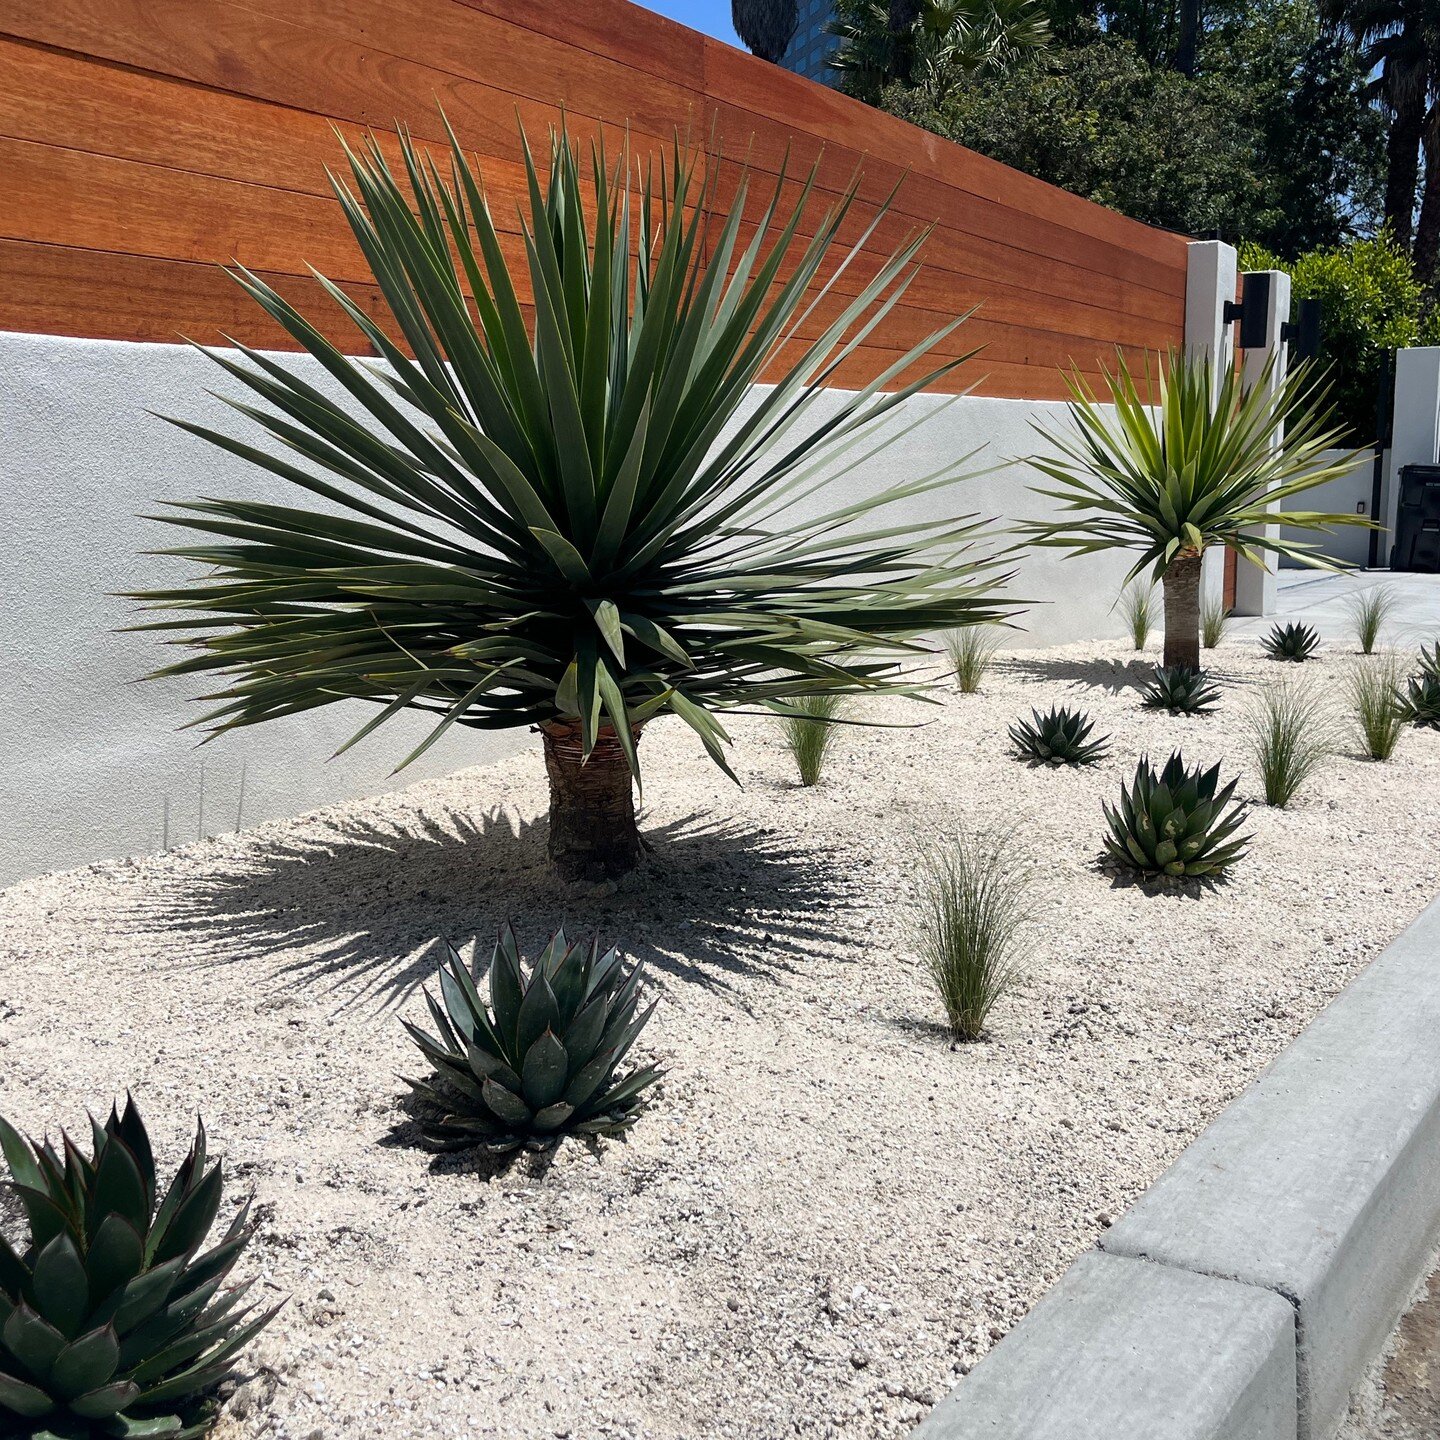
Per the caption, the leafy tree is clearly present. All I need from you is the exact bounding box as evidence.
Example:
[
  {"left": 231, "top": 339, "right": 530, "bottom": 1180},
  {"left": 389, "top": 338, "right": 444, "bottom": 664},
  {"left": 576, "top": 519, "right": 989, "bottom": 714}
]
[
  {"left": 1240, "top": 232, "right": 1435, "bottom": 439},
  {"left": 1222, "top": 2, "right": 1385, "bottom": 254},
  {"left": 1320, "top": 0, "right": 1439, "bottom": 251},
  {"left": 886, "top": 40, "right": 1260, "bottom": 236},
  {"left": 732, "top": 0, "right": 799, "bottom": 62},
  {"left": 883, "top": 1, "right": 1383, "bottom": 255}
]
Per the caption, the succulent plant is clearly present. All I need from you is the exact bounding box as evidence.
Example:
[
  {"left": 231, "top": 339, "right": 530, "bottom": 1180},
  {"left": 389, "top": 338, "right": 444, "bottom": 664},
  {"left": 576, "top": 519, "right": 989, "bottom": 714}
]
[
  {"left": 1401, "top": 672, "right": 1440, "bottom": 729},
  {"left": 1102, "top": 752, "right": 1251, "bottom": 880},
  {"left": 1139, "top": 664, "right": 1221, "bottom": 714},
  {"left": 0, "top": 1097, "right": 277, "bottom": 1440},
  {"left": 1262, "top": 621, "right": 1321, "bottom": 662},
  {"left": 1417, "top": 642, "right": 1440, "bottom": 682},
  {"left": 404, "top": 927, "right": 663, "bottom": 1153},
  {"left": 1008, "top": 706, "right": 1111, "bottom": 765}
]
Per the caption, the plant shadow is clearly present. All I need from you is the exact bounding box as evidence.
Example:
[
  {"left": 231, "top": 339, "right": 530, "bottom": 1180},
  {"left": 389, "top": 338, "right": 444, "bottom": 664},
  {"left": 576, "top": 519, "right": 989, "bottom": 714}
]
[
  {"left": 121, "top": 804, "right": 858, "bottom": 1011},
  {"left": 1096, "top": 856, "right": 1228, "bottom": 898},
  {"left": 999, "top": 655, "right": 1155, "bottom": 695}
]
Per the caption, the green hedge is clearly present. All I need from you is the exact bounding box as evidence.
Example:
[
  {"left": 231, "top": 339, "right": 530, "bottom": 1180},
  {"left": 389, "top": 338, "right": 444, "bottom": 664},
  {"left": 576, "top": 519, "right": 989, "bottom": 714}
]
[{"left": 1239, "top": 234, "right": 1439, "bottom": 443}]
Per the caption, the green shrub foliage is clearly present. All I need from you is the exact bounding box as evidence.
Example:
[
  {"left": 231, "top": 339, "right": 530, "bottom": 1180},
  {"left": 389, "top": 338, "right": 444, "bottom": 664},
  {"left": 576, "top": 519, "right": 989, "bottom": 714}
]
[{"left": 1239, "top": 235, "right": 1435, "bottom": 442}]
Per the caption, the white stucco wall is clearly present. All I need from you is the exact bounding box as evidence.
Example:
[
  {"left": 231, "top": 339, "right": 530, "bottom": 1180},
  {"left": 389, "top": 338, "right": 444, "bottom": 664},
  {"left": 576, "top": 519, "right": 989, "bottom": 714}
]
[
  {"left": 1279, "top": 448, "right": 1376, "bottom": 570},
  {"left": 2, "top": 331, "right": 1136, "bottom": 885}
]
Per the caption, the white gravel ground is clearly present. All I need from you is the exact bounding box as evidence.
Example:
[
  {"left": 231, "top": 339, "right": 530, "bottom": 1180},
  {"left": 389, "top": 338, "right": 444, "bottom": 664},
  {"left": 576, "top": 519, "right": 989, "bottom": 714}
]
[{"left": 2, "top": 637, "right": 1437, "bottom": 1440}]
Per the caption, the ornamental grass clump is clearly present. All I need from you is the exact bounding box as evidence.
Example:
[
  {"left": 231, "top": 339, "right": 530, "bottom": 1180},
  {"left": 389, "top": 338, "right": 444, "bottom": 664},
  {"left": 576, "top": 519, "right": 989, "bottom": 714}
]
[
  {"left": 1025, "top": 352, "right": 1363, "bottom": 670},
  {"left": 1243, "top": 677, "right": 1333, "bottom": 807},
  {"left": 1102, "top": 752, "right": 1250, "bottom": 881},
  {"left": 1117, "top": 583, "right": 1157, "bottom": 650},
  {"left": 403, "top": 927, "right": 662, "bottom": 1153},
  {"left": 133, "top": 118, "right": 1015, "bottom": 883},
  {"left": 1201, "top": 596, "right": 1231, "bottom": 649},
  {"left": 1344, "top": 585, "right": 1397, "bottom": 654},
  {"left": 1139, "top": 664, "right": 1221, "bottom": 715},
  {"left": 1008, "top": 705, "right": 1110, "bottom": 765},
  {"left": 778, "top": 692, "right": 849, "bottom": 786},
  {"left": 917, "top": 833, "right": 1036, "bottom": 1043},
  {"left": 1347, "top": 654, "right": 1407, "bottom": 760},
  {"left": 1262, "top": 621, "right": 1321, "bottom": 662},
  {"left": 941, "top": 625, "right": 1002, "bottom": 693},
  {"left": 0, "top": 1098, "right": 277, "bottom": 1440}
]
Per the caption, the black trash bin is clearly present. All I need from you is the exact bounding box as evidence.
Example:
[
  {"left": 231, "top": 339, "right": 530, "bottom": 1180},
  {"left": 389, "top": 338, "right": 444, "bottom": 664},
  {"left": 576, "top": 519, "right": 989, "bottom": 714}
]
[{"left": 1392, "top": 465, "right": 1440, "bottom": 572}]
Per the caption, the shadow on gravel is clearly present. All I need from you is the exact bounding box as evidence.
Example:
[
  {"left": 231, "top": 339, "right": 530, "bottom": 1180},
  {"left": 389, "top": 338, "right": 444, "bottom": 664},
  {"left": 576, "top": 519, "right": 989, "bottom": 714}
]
[
  {"left": 1000, "top": 654, "right": 1259, "bottom": 695},
  {"left": 998, "top": 655, "right": 1155, "bottom": 694},
  {"left": 123, "top": 805, "right": 857, "bottom": 1010},
  {"left": 379, "top": 1091, "right": 597, "bottom": 1179},
  {"left": 1097, "top": 856, "right": 1229, "bottom": 899}
]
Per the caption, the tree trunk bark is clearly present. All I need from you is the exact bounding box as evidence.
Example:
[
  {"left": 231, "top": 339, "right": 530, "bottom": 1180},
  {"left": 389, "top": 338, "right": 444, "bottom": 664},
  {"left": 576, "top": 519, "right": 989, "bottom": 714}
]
[
  {"left": 1384, "top": 89, "right": 1426, "bottom": 251},
  {"left": 1415, "top": 106, "right": 1440, "bottom": 291},
  {"left": 1174, "top": 0, "right": 1200, "bottom": 77},
  {"left": 1162, "top": 553, "right": 1203, "bottom": 670},
  {"left": 540, "top": 720, "right": 644, "bottom": 883}
]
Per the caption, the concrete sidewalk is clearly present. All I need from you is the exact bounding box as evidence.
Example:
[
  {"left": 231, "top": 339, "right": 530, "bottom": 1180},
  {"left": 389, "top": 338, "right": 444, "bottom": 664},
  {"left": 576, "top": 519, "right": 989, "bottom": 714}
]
[{"left": 1228, "top": 571, "right": 1440, "bottom": 646}]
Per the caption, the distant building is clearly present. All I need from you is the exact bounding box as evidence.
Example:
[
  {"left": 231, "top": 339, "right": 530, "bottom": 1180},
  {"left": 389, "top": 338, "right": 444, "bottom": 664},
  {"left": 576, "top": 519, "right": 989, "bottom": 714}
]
[{"left": 779, "top": 0, "right": 839, "bottom": 83}]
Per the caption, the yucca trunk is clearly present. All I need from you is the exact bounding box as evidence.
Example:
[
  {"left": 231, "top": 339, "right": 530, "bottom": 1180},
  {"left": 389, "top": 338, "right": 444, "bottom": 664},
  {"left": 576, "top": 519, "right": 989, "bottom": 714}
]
[
  {"left": 1161, "top": 552, "right": 1203, "bottom": 669},
  {"left": 541, "top": 720, "right": 644, "bottom": 882}
]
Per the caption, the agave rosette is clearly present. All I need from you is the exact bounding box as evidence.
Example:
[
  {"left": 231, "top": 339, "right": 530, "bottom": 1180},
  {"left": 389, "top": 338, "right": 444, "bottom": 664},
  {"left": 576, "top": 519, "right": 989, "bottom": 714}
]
[
  {"left": 404, "top": 926, "right": 662, "bottom": 1153},
  {"left": 1102, "top": 751, "right": 1250, "bottom": 880},
  {"left": 0, "top": 1098, "right": 276, "bottom": 1440}
]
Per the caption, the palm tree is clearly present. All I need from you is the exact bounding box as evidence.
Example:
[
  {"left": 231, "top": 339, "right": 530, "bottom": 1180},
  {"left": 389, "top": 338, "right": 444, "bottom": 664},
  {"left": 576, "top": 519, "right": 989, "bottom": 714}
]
[
  {"left": 136, "top": 120, "right": 1016, "bottom": 882},
  {"left": 830, "top": 0, "right": 1049, "bottom": 99},
  {"left": 912, "top": 0, "right": 1051, "bottom": 92},
  {"left": 1323, "top": 0, "right": 1436, "bottom": 248},
  {"left": 732, "top": 0, "right": 799, "bottom": 61},
  {"left": 1023, "top": 354, "right": 1366, "bottom": 670}
]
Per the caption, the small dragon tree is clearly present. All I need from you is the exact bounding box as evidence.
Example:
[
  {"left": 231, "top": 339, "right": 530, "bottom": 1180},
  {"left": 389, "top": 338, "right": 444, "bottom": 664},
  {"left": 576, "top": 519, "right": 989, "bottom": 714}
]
[
  {"left": 136, "top": 118, "right": 1015, "bottom": 881},
  {"left": 1023, "top": 352, "right": 1366, "bottom": 670}
]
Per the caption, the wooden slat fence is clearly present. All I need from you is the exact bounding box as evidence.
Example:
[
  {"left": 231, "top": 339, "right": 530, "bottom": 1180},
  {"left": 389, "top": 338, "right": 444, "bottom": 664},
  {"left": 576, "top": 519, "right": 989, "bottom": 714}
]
[{"left": 0, "top": 0, "right": 1190, "bottom": 398}]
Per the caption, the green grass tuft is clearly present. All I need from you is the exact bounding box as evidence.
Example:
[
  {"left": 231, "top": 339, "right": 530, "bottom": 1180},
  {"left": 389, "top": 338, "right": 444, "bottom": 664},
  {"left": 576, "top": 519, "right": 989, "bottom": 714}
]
[
  {"left": 917, "top": 832, "right": 1037, "bottom": 1043},
  {"left": 1117, "top": 583, "right": 1158, "bottom": 650},
  {"left": 941, "top": 625, "right": 1002, "bottom": 694},
  {"left": 778, "top": 692, "right": 849, "bottom": 786},
  {"left": 1347, "top": 654, "right": 1407, "bottom": 761},
  {"left": 1243, "top": 676, "right": 1333, "bottom": 807},
  {"left": 1343, "top": 585, "right": 1397, "bottom": 654},
  {"left": 1201, "top": 596, "right": 1232, "bottom": 649}
]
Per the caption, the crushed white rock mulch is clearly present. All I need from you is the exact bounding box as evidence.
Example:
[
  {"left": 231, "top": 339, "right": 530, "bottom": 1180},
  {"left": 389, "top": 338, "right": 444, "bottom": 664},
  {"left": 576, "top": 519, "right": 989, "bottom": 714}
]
[{"left": 2, "top": 639, "right": 1436, "bottom": 1440}]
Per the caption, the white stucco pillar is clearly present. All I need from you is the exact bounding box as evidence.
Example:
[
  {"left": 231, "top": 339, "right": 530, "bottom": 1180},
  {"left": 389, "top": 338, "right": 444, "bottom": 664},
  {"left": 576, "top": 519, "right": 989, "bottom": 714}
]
[
  {"left": 1382, "top": 347, "right": 1440, "bottom": 552},
  {"left": 1184, "top": 240, "right": 1238, "bottom": 608},
  {"left": 1233, "top": 269, "right": 1291, "bottom": 616}
]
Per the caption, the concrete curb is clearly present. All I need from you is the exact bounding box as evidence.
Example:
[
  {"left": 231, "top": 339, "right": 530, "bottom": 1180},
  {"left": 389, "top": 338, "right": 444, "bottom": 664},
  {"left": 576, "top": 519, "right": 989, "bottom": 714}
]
[{"left": 915, "top": 895, "right": 1440, "bottom": 1440}]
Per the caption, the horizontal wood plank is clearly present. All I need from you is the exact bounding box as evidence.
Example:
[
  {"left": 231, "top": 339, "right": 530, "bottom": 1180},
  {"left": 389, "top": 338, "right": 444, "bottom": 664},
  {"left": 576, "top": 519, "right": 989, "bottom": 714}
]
[{"left": 0, "top": 0, "right": 1190, "bottom": 398}]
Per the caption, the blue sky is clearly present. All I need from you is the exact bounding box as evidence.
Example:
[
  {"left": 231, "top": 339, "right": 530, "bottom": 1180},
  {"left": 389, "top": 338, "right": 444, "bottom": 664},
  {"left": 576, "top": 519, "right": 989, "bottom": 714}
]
[{"left": 637, "top": 0, "right": 742, "bottom": 46}]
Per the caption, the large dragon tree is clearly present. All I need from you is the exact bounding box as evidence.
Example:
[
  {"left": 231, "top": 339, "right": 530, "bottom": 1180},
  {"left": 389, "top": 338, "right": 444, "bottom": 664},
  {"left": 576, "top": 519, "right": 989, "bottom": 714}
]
[
  {"left": 1024, "top": 352, "right": 1367, "bottom": 670},
  {"left": 137, "top": 119, "right": 1014, "bottom": 880}
]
